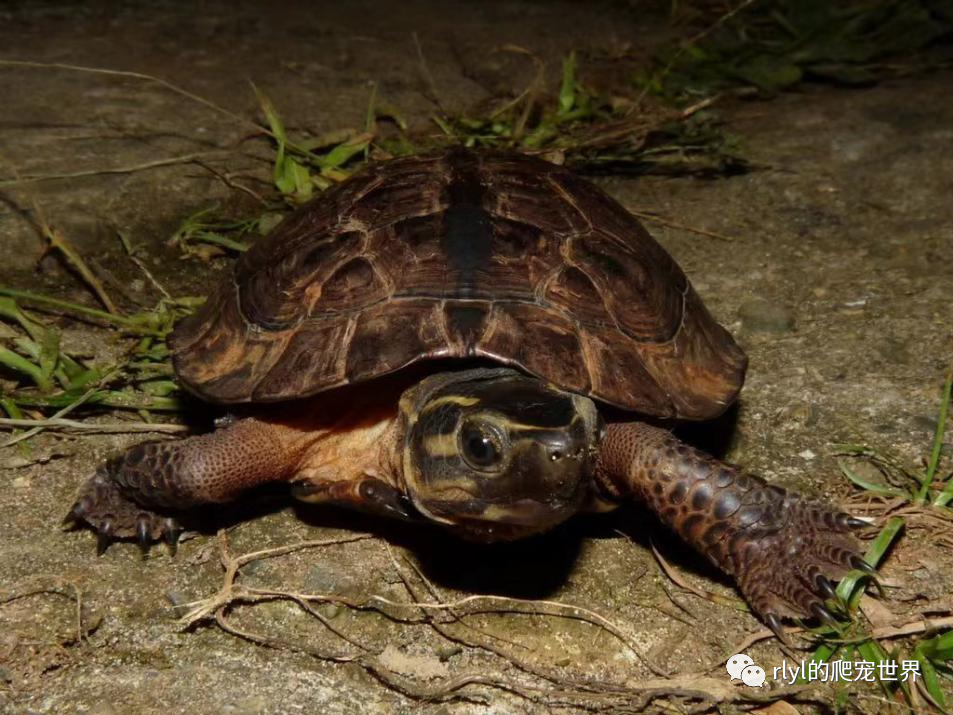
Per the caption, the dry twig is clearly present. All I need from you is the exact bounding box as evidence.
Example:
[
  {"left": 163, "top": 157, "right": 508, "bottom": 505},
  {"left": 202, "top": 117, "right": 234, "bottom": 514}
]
[{"left": 175, "top": 531, "right": 842, "bottom": 710}]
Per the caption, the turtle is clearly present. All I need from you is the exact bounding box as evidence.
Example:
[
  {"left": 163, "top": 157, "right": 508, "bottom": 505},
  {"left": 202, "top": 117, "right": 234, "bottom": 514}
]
[{"left": 66, "top": 146, "right": 872, "bottom": 637}]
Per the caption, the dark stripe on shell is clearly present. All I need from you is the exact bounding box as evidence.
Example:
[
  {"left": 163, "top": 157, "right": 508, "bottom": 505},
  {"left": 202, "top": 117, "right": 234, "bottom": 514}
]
[
  {"left": 444, "top": 301, "right": 489, "bottom": 352},
  {"left": 442, "top": 147, "right": 492, "bottom": 299}
]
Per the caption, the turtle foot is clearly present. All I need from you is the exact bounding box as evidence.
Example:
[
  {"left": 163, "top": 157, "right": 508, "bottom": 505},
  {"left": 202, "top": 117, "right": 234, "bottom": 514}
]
[
  {"left": 64, "top": 461, "right": 183, "bottom": 555},
  {"left": 729, "top": 497, "right": 874, "bottom": 635}
]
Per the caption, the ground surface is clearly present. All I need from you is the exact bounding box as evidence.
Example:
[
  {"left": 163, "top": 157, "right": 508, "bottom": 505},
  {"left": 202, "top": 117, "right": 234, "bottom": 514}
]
[{"left": 1, "top": 1, "right": 952, "bottom": 713}]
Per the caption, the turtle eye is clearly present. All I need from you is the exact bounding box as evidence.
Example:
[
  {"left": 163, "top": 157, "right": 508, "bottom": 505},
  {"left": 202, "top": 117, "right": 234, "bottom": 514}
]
[{"left": 460, "top": 419, "right": 504, "bottom": 471}]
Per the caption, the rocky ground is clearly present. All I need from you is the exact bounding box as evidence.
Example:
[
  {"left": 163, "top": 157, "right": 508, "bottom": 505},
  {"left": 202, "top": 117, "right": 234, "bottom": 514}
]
[{"left": 1, "top": 1, "right": 951, "bottom": 713}]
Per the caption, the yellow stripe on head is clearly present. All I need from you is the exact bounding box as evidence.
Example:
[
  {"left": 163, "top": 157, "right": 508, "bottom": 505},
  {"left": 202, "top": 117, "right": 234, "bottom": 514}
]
[
  {"left": 419, "top": 394, "right": 481, "bottom": 413},
  {"left": 421, "top": 432, "right": 461, "bottom": 458}
]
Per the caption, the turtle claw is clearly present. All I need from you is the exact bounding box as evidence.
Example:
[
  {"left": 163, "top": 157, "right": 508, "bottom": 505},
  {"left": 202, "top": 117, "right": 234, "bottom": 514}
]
[
  {"left": 844, "top": 516, "right": 872, "bottom": 529},
  {"left": 814, "top": 574, "right": 838, "bottom": 601},
  {"left": 63, "top": 499, "right": 88, "bottom": 529},
  {"left": 136, "top": 516, "right": 152, "bottom": 555},
  {"left": 764, "top": 613, "right": 786, "bottom": 642},
  {"left": 96, "top": 521, "right": 114, "bottom": 556},
  {"left": 163, "top": 520, "right": 182, "bottom": 557},
  {"left": 811, "top": 603, "right": 839, "bottom": 628},
  {"left": 849, "top": 555, "right": 877, "bottom": 575}
]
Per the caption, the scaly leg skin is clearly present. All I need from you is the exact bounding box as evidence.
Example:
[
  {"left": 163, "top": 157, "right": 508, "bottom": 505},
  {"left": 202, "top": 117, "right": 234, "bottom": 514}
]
[
  {"left": 594, "top": 422, "right": 872, "bottom": 638},
  {"left": 65, "top": 418, "right": 304, "bottom": 554}
]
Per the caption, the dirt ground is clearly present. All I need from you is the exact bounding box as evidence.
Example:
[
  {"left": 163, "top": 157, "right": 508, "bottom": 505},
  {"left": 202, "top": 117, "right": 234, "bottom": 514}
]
[{"left": 1, "top": 1, "right": 952, "bottom": 713}]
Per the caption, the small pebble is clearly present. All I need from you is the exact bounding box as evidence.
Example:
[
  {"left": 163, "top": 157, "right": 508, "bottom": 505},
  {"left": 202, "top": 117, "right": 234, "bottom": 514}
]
[
  {"left": 303, "top": 565, "right": 361, "bottom": 596},
  {"left": 317, "top": 603, "right": 342, "bottom": 620},
  {"left": 912, "top": 415, "right": 938, "bottom": 433},
  {"left": 436, "top": 644, "right": 462, "bottom": 662},
  {"left": 775, "top": 401, "right": 818, "bottom": 427},
  {"left": 875, "top": 337, "right": 911, "bottom": 365},
  {"left": 738, "top": 299, "right": 795, "bottom": 334}
]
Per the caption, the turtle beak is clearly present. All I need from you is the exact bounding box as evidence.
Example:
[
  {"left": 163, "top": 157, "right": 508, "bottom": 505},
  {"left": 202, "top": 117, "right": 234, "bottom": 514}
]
[
  {"left": 427, "top": 498, "right": 581, "bottom": 542},
  {"left": 424, "top": 492, "right": 584, "bottom": 527},
  {"left": 476, "top": 496, "right": 583, "bottom": 526}
]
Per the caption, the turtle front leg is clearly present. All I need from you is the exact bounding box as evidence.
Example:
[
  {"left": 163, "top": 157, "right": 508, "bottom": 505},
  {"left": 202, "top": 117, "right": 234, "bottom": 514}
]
[
  {"left": 594, "top": 422, "right": 871, "bottom": 635},
  {"left": 66, "top": 417, "right": 305, "bottom": 553}
]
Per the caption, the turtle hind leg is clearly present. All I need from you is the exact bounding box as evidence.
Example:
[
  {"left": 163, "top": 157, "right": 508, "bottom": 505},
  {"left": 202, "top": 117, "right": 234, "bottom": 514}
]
[
  {"left": 594, "top": 422, "right": 871, "bottom": 635},
  {"left": 66, "top": 418, "right": 304, "bottom": 554}
]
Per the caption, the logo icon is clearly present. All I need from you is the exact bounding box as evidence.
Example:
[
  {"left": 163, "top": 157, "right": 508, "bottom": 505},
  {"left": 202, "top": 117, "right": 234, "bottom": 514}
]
[
  {"left": 726, "top": 653, "right": 767, "bottom": 687},
  {"left": 741, "top": 664, "right": 766, "bottom": 687},
  {"left": 726, "top": 653, "right": 754, "bottom": 681}
]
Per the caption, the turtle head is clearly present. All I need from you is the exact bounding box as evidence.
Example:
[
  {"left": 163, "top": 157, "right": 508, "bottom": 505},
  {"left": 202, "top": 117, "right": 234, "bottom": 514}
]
[{"left": 398, "top": 367, "right": 603, "bottom": 541}]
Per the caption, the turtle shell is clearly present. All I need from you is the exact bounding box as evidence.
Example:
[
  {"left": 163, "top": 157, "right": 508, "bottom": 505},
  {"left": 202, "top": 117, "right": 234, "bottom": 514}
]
[{"left": 171, "top": 148, "right": 746, "bottom": 419}]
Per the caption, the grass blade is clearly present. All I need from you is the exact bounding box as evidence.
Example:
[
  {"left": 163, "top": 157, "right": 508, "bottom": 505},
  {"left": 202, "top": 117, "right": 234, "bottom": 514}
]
[
  {"left": 0, "top": 346, "right": 45, "bottom": 386},
  {"left": 838, "top": 459, "right": 907, "bottom": 498},
  {"left": 37, "top": 327, "right": 61, "bottom": 392},
  {"left": 558, "top": 51, "right": 577, "bottom": 117},
  {"left": 917, "top": 655, "right": 946, "bottom": 709},
  {"left": 914, "top": 630, "right": 953, "bottom": 708},
  {"left": 317, "top": 134, "right": 373, "bottom": 172},
  {"left": 837, "top": 516, "right": 903, "bottom": 609},
  {"left": 0, "top": 287, "right": 150, "bottom": 333},
  {"left": 929, "top": 362, "right": 953, "bottom": 506}
]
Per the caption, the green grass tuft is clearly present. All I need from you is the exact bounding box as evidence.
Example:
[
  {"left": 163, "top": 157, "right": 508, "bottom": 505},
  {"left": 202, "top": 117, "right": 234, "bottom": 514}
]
[
  {"left": 639, "top": 0, "right": 953, "bottom": 98},
  {"left": 804, "top": 362, "right": 953, "bottom": 708}
]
